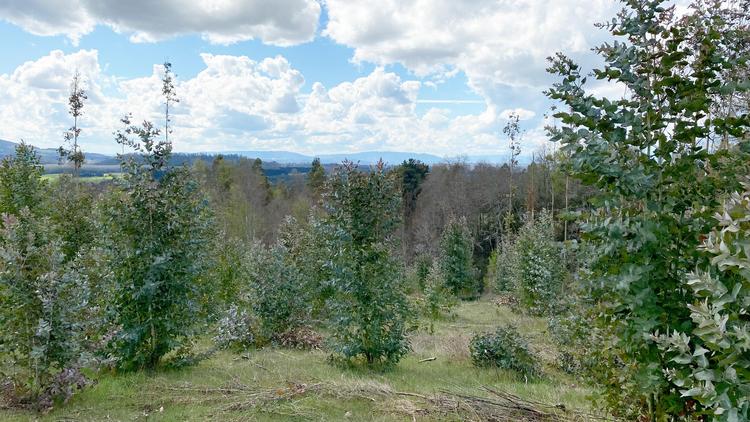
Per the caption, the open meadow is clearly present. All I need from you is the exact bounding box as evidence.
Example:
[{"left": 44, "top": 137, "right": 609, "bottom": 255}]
[{"left": 1, "top": 298, "right": 595, "bottom": 422}]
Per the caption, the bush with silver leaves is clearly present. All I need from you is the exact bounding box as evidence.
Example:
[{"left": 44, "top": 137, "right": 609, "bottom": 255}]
[{"left": 655, "top": 185, "right": 750, "bottom": 421}]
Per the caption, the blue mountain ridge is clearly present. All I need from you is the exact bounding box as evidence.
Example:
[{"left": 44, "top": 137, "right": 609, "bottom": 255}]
[{"left": 1, "top": 139, "right": 518, "bottom": 166}]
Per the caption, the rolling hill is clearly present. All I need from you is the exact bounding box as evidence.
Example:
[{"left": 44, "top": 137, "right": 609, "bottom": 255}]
[{"left": 0, "top": 139, "right": 117, "bottom": 165}]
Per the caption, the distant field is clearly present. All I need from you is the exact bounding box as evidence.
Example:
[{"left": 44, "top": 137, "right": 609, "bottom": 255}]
[
  {"left": 0, "top": 297, "right": 598, "bottom": 421},
  {"left": 42, "top": 172, "right": 123, "bottom": 183},
  {"left": 44, "top": 164, "right": 123, "bottom": 178}
]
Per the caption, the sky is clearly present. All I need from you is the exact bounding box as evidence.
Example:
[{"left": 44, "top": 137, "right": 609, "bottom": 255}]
[{"left": 0, "top": 0, "right": 630, "bottom": 158}]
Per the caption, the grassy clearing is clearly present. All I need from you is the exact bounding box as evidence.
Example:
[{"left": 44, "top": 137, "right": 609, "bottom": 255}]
[{"left": 1, "top": 297, "right": 596, "bottom": 421}]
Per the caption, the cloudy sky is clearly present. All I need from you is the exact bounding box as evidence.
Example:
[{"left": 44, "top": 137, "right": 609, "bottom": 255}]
[{"left": 0, "top": 0, "right": 627, "bottom": 157}]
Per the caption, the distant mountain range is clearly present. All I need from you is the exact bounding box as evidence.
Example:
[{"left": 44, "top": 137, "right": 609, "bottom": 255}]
[
  {"left": 1, "top": 138, "right": 514, "bottom": 166},
  {"left": 0, "top": 139, "right": 117, "bottom": 165}
]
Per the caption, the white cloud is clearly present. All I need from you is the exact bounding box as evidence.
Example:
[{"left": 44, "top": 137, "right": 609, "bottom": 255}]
[
  {"left": 499, "top": 108, "right": 536, "bottom": 120},
  {"left": 0, "top": 49, "right": 111, "bottom": 148},
  {"left": 0, "top": 49, "right": 555, "bottom": 158},
  {"left": 0, "top": 0, "right": 321, "bottom": 46},
  {"left": 324, "top": 0, "right": 619, "bottom": 103}
]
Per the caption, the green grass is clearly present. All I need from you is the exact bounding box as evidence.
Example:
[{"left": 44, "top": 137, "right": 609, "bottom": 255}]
[{"left": 0, "top": 297, "right": 596, "bottom": 421}]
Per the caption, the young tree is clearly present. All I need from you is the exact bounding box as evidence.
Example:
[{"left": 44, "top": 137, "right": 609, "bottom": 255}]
[
  {"left": 504, "top": 113, "right": 522, "bottom": 217},
  {"left": 58, "top": 72, "right": 87, "bottom": 177},
  {"left": 278, "top": 214, "right": 332, "bottom": 317},
  {"left": 104, "top": 114, "right": 212, "bottom": 371},
  {"left": 47, "top": 176, "right": 97, "bottom": 262},
  {"left": 323, "top": 161, "right": 411, "bottom": 366},
  {"left": 510, "top": 210, "right": 564, "bottom": 315},
  {"left": 546, "top": 0, "right": 750, "bottom": 417},
  {"left": 0, "top": 145, "right": 90, "bottom": 407},
  {"left": 161, "top": 62, "right": 179, "bottom": 145},
  {"left": 251, "top": 158, "right": 272, "bottom": 206},
  {"left": 245, "top": 241, "right": 310, "bottom": 343},
  {"left": 0, "top": 212, "right": 91, "bottom": 408},
  {"left": 438, "top": 216, "right": 478, "bottom": 298}
]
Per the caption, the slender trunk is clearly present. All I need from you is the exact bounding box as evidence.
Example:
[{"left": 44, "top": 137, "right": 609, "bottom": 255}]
[
  {"left": 165, "top": 101, "right": 169, "bottom": 145},
  {"left": 73, "top": 113, "right": 79, "bottom": 179},
  {"left": 564, "top": 175, "right": 569, "bottom": 242},
  {"left": 550, "top": 167, "right": 555, "bottom": 222},
  {"left": 508, "top": 164, "right": 513, "bottom": 217},
  {"left": 529, "top": 154, "right": 535, "bottom": 220}
]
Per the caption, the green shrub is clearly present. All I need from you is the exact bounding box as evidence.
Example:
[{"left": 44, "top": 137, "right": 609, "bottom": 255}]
[
  {"left": 202, "top": 235, "right": 247, "bottom": 319},
  {"left": 213, "top": 305, "right": 258, "bottom": 351},
  {"left": 548, "top": 306, "right": 599, "bottom": 376},
  {"left": 414, "top": 253, "right": 432, "bottom": 291},
  {"left": 277, "top": 215, "right": 332, "bottom": 318},
  {"left": 547, "top": 241, "right": 601, "bottom": 377},
  {"left": 439, "top": 216, "right": 478, "bottom": 298},
  {"left": 246, "top": 242, "right": 310, "bottom": 344},
  {"left": 47, "top": 175, "right": 97, "bottom": 263},
  {"left": 469, "top": 325, "right": 540, "bottom": 380},
  {"left": 654, "top": 185, "right": 750, "bottom": 420}
]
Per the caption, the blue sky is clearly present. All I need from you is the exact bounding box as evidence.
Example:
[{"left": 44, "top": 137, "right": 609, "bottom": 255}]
[{"left": 0, "top": 0, "right": 624, "bottom": 157}]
